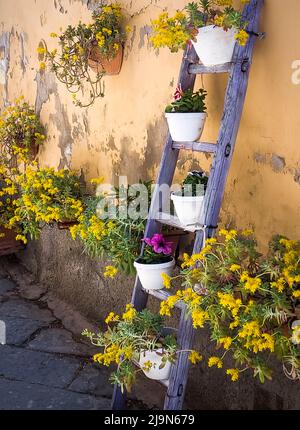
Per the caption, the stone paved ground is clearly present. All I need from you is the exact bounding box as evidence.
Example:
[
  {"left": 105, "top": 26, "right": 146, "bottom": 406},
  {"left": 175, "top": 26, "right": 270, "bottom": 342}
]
[{"left": 0, "top": 259, "right": 114, "bottom": 410}]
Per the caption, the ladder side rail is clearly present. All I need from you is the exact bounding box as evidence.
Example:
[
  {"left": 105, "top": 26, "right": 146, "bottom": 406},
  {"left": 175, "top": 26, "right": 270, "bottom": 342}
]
[{"left": 164, "top": 0, "right": 264, "bottom": 410}]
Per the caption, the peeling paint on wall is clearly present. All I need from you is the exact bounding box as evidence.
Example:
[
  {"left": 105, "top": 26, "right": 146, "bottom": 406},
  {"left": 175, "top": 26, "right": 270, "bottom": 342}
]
[{"left": 0, "top": 32, "right": 10, "bottom": 105}]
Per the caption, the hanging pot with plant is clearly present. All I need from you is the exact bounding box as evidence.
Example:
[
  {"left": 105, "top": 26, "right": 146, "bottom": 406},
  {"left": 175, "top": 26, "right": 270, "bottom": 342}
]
[
  {"left": 41, "top": 2, "right": 130, "bottom": 107},
  {"left": 88, "top": 42, "right": 124, "bottom": 76},
  {"left": 83, "top": 307, "right": 201, "bottom": 392},
  {"left": 171, "top": 171, "right": 208, "bottom": 227},
  {"left": 0, "top": 97, "right": 46, "bottom": 169},
  {"left": 150, "top": 1, "right": 249, "bottom": 66},
  {"left": 134, "top": 234, "right": 175, "bottom": 291},
  {"left": 165, "top": 86, "right": 207, "bottom": 142}
]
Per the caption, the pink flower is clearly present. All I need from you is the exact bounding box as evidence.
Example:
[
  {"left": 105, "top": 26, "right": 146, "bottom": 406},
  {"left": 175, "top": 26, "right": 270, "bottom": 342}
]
[
  {"left": 143, "top": 234, "right": 173, "bottom": 255},
  {"left": 174, "top": 84, "right": 184, "bottom": 101}
]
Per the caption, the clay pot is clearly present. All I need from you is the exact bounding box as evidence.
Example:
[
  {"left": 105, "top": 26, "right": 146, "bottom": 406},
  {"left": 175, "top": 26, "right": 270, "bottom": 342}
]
[
  {"left": 88, "top": 44, "right": 123, "bottom": 76},
  {"left": 0, "top": 227, "right": 25, "bottom": 257}
]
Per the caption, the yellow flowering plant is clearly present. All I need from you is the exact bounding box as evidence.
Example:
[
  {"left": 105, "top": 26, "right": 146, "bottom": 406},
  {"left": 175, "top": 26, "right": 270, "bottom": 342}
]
[
  {"left": 159, "top": 230, "right": 300, "bottom": 383},
  {"left": 0, "top": 97, "right": 46, "bottom": 171},
  {"left": 5, "top": 167, "right": 84, "bottom": 242},
  {"left": 83, "top": 306, "right": 201, "bottom": 392},
  {"left": 151, "top": 0, "right": 250, "bottom": 53},
  {"left": 40, "top": 2, "right": 128, "bottom": 107},
  {"left": 69, "top": 180, "right": 151, "bottom": 276}
]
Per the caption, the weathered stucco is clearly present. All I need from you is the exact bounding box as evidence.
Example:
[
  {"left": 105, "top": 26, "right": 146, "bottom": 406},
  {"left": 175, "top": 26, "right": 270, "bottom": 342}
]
[{"left": 1, "top": 0, "right": 300, "bottom": 409}]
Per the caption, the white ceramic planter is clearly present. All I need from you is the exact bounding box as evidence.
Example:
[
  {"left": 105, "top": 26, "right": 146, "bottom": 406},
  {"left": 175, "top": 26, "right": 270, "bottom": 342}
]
[
  {"left": 192, "top": 25, "right": 237, "bottom": 66},
  {"left": 171, "top": 192, "right": 204, "bottom": 226},
  {"left": 134, "top": 258, "right": 175, "bottom": 291},
  {"left": 165, "top": 112, "right": 207, "bottom": 142},
  {"left": 139, "top": 348, "right": 172, "bottom": 381}
]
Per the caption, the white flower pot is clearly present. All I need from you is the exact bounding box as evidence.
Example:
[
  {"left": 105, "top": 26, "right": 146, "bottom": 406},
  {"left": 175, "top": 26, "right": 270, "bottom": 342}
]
[
  {"left": 192, "top": 25, "right": 237, "bottom": 66},
  {"left": 171, "top": 192, "right": 204, "bottom": 226},
  {"left": 165, "top": 112, "right": 207, "bottom": 142},
  {"left": 139, "top": 348, "right": 172, "bottom": 381},
  {"left": 134, "top": 258, "right": 175, "bottom": 291}
]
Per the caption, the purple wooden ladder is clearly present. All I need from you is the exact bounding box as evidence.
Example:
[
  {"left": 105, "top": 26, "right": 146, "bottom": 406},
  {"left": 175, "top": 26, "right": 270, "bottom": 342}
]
[{"left": 112, "top": 0, "right": 264, "bottom": 411}]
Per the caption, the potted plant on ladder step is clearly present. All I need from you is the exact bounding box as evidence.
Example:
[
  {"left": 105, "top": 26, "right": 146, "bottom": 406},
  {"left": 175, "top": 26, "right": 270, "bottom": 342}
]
[
  {"left": 165, "top": 85, "right": 207, "bottom": 142},
  {"left": 134, "top": 233, "right": 175, "bottom": 291},
  {"left": 150, "top": 1, "right": 250, "bottom": 66},
  {"left": 83, "top": 307, "right": 202, "bottom": 392},
  {"left": 171, "top": 170, "right": 209, "bottom": 227}
]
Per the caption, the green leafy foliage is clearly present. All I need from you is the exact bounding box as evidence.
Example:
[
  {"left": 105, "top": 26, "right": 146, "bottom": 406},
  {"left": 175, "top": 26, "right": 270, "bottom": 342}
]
[{"left": 165, "top": 89, "right": 207, "bottom": 114}]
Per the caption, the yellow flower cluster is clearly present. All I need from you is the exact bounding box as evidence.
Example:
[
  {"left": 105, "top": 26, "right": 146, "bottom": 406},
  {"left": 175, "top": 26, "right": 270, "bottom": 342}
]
[
  {"left": 226, "top": 368, "right": 239, "bottom": 382},
  {"left": 240, "top": 271, "right": 262, "bottom": 294},
  {"left": 150, "top": 11, "right": 190, "bottom": 53},
  {"left": 218, "top": 292, "right": 241, "bottom": 318},
  {"left": 161, "top": 272, "right": 172, "bottom": 289},
  {"left": 94, "top": 343, "right": 133, "bottom": 367},
  {"left": 235, "top": 29, "right": 249, "bottom": 46},
  {"left": 122, "top": 304, "right": 137, "bottom": 322},
  {"left": 208, "top": 356, "right": 223, "bottom": 368},
  {"left": 104, "top": 265, "right": 118, "bottom": 278},
  {"left": 219, "top": 336, "right": 233, "bottom": 350},
  {"left": 219, "top": 228, "right": 238, "bottom": 241},
  {"left": 160, "top": 287, "right": 202, "bottom": 317},
  {"left": 188, "top": 350, "right": 203, "bottom": 364},
  {"left": 105, "top": 311, "right": 120, "bottom": 324},
  {"left": 238, "top": 321, "right": 275, "bottom": 353}
]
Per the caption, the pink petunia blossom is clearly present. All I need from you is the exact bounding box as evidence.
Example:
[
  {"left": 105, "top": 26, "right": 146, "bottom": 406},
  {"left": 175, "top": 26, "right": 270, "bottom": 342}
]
[{"left": 143, "top": 234, "right": 173, "bottom": 255}]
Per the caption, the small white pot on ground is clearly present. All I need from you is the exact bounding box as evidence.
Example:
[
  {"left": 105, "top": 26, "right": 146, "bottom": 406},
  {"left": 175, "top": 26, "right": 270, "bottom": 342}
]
[
  {"left": 192, "top": 25, "right": 237, "bottom": 66},
  {"left": 165, "top": 112, "right": 207, "bottom": 142},
  {"left": 171, "top": 192, "right": 204, "bottom": 227},
  {"left": 139, "top": 348, "right": 172, "bottom": 381},
  {"left": 134, "top": 258, "right": 175, "bottom": 291}
]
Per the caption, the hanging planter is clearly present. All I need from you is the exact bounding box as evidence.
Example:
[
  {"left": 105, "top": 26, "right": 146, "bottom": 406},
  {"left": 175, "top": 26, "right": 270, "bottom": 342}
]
[
  {"left": 134, "top": 257, "right": 175, "bottom": 291},
  {"left": 192, "top": 26, "right": 237, "bottom": 67},
  {"left": 171, "top": 171, "right": 208, "bottom": 227},
  {"left": 41, "top": 2, "right": 130, "bottom": 107},
  {"left": 0, "top": 228, "right": 25, "bottom": 257},
  {"left": 88, "top": 44, "right": 124, "bottom": 76},
  {"left": 139, "top": 348, "right": 172, "bottom": 381},
  {"left": 171, "top": 193, "right": 205, "bottom": 227},
  {"left": 84, "top": 307, "right": 201, "bottom": 393},
  {"left": 150, "top": 2, "right": 249, "bottom": 56},
  {"left": 134, "top": 233, "right": 175, "bottom": 291},
  {"left": 165, "top": 87, "right": 207, "bottom": 142}
]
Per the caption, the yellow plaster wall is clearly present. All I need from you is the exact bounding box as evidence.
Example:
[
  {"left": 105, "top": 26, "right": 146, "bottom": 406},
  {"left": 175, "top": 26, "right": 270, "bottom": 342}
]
[{"left": 1, "top": 0, "right": 300, "bottom": 248}]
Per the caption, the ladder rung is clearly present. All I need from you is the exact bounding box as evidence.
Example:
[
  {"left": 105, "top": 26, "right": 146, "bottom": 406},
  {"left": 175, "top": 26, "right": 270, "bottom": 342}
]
[
  {"left": 155, "top": 213, "right": 202, "bottom": 233},
  {"left": 189, "top": 62, "right": 233, "bottom": 74},
  {"left": 147, "top": 288, "right": 186, "bottom": 311},
  {"left": 172, "top": 141, "right": 217, "bottom": 153}
]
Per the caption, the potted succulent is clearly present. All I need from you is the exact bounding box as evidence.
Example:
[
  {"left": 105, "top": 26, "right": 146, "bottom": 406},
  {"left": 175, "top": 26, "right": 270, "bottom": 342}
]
[
  {"left": 83, "top": 307, "right": 202, "bottom": 392},
  {"left": 165, "top": 85, "right": 207, "bottom": 142},
  {"left": 41, "top": 2, "right": 130, "bottom": 107},
  {"left": 171, "top": 171, "right": 208, "bottom": 227},
  {"left": 151, "top": 1, "right": 249, "bottom": 66},
  {"left": 160, "top": 231, "right": 300, "bottom": 383},
  {"left": 134, "top": 234, "right": 175, "bottom": 291}
]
